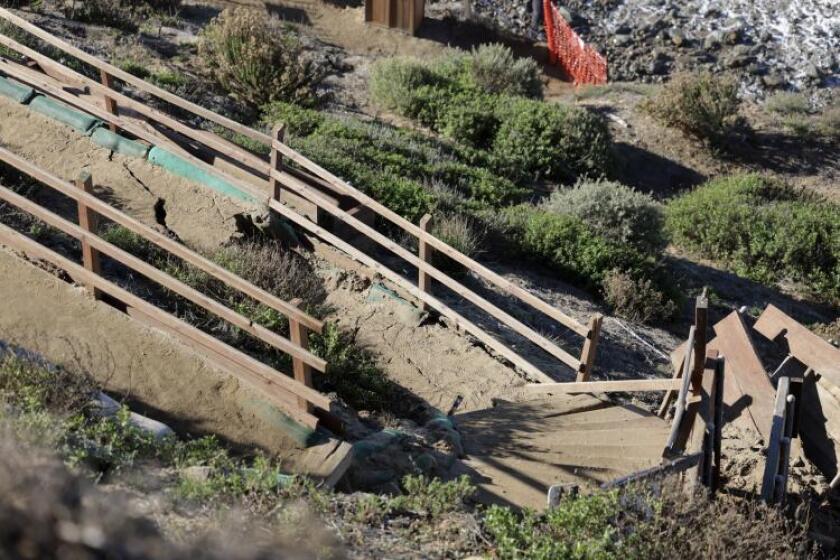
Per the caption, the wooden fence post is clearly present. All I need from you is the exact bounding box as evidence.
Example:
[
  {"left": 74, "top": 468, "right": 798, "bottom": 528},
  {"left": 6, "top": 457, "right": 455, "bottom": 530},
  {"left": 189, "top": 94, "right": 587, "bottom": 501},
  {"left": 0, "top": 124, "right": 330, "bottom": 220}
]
[
  {"left": 75, "top": 171, "right": 101, "bottom": 299},
  {"left": 658, "top": 289, "right": 708, "bottom": 417},
  {"left": 99, "top": 69, "right": 118, "bottom": 132},
  {"left": 270, "top": 123, "right": 286, "bottom": 201},
  {"left": 289, "top": 297, "right": 314, "bottom": 413},
  {"left": 576, "top": 313, "right": 602, "bottom": 382},
  {"left": 418, "top": 213, "right": 432, "bottom": 309},
  {"left": 762, "top": 376, "right": 794, "bottom": 503}
]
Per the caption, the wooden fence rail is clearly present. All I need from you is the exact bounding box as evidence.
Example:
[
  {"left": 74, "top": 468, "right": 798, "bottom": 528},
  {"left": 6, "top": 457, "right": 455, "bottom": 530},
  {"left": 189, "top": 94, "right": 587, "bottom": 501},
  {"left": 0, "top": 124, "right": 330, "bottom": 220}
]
[
  {"left": 0, "top": 11, "right": 603, "bottom": 384},
  {"left": 0, "top": 148, "right": 331, "bottom": 429}
]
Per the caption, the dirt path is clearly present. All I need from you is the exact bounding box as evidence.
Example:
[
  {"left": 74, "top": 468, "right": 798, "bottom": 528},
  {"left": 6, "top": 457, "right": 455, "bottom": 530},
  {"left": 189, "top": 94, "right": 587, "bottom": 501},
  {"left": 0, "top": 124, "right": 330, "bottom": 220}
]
[{"left": 0, "top": 95, "right": 249, "bottom": 252}]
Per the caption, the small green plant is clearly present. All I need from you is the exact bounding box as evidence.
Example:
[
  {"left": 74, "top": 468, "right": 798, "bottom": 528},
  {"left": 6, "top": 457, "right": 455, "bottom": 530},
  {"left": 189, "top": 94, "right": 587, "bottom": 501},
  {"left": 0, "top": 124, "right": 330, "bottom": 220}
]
[
  {"left": 150, "top": 69, "right": 189, "bottom": 91},
  {"left": 369, "top": 57, "right": 440, "bottom": 118},
  {"left": 116, "top": 58, "right": 151, "bottom": 80},
  {"left": 391, "top": 475, "right": 475, "bottom": 517},
  {"left": 199, "top": 7, "right": 324, "bottom": 107},
  {"left": 541, "top": 179, "right": 666, "bottom": 255},
  {"left": 643, "top": 71, "right": 741, "bottom": 146},
  {"left": 816, "top": 103, "right": 840, "bottom": 141}
]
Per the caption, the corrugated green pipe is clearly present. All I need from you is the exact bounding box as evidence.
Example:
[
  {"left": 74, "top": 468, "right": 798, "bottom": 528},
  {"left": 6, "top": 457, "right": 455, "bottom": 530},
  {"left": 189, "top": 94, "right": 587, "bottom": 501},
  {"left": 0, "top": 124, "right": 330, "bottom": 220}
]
[
  {"left": 0, "top": 75, "right": 35, "bottom": 104},
  {"left": 147, "top": 146, "right": 259, "bottom": 204},
  {"left": 28, "top": 95, "right": 101, "bottom": 134},
  {"left": 89, "top": 126, "right": 150, "bottom": 158}
]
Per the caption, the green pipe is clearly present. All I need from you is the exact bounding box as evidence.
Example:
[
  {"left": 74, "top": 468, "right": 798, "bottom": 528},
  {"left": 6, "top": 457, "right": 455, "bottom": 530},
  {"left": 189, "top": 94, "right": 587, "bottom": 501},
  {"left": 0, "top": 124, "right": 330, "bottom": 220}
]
[
  {"left": 29, "top": 94, "right": 101, "bottom": 134},
  {"left": 89, "top": 126, "right": 150, "bottom": 158},
  {"left": 0, "top": 75, "right": 35, "bottom": 104},
  {"left": 147, "top": 146, "right": 260, "bottom": 204}
]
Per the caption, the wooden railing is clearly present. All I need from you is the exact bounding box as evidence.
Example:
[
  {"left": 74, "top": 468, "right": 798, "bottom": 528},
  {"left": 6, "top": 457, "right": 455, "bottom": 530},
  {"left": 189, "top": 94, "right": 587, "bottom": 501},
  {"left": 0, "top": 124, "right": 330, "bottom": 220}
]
[
  {"left": 0, "top": 147, "right": 332, "bottom": 433},
  {"left": 0, "top": 8, "right": 602, "bottom": 384}
]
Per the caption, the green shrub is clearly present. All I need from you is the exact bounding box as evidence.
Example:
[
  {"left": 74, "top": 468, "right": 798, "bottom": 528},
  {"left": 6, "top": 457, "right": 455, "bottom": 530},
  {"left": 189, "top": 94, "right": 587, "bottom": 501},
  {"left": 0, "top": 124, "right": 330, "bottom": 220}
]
[
  {"left": 501, "top": 205, "right": 653, "bottom": 292},
  {"left": 199, "top": 8, "right": 324, "bottom": 107},
  {"left": 541, "top": 179, "right": 666, "bottom": 254},
  {"left": 261, "top": 100, "right": 325, "bottom": 137},
  {"left": 764, "top": 91, "right": 811, "bottom": 116},
  {"left": 369, "top": 54, "right": 612, "bottom": 182},
  {"left": 437, "top": 92, "right": 500, "bottom": 149},
  {"left": 63, "top": 0, "right": 180, "bottom": 28},
  {"left": 666, "top": 173, "right": 840, "bottom": 301},
  {"left": 463, "top": 43, "right": 543, "bottom": 99},
  {"left": 644, "top": 71, "right": 741, "bottom": 146},
  {"left": 369, "top": 58, "right": 440, "bottom": 118},
  {"left": 492, "top": 98, "right": 613, "bottom": 182}
]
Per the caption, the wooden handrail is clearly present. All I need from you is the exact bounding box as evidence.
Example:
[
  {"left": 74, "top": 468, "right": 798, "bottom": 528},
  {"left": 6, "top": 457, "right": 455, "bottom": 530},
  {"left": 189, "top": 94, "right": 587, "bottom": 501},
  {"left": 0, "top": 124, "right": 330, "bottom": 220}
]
[
  {"left": 268, "top": 198, "right": 556, "bottom": 384},
  {"left": 271, "top": 145, "right": 590, "bottom": 337},
  {"left": 274, "top": 169, "right": 582, "bottom": 371},
  {"left": 0, "top": 147, "right": 322, "bottom": 333},
  {"left": 0, "top": 15, "right": 599, "bottom": 380},
  {"left": 0, "top": 223, "right": 326, "bottom": 426},
  {"left": 663, "top": 326, "right": 696, "bottom": 455},
  {"left": 0, "top": 7, "right": 272, "bottom": 146},
  {"left": 0, "top": 181, "right": 327, "bottom": 375}
]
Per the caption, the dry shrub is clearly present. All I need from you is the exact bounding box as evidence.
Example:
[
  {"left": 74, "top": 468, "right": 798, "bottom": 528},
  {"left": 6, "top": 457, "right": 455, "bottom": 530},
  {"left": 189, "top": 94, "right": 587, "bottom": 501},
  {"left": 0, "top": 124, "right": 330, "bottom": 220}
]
[
  {"left": 212, "top": 241, "right": 326, "bottom": 311},
  {"left": 816, "top": 104, "right": 840, "bottom": 141},
  {"left": 465, "top": 43, "right": 542, "bottom": 99},
  {"left": 602, "top": 269, "right": 676, "bottom": 323},
  {"left": 644, "top": 71, "right": 742, "bottom": 146},
  {"left": 765, "top": 91, "right": 812, "bottom": 116},
  {"left": 199, "top": 8, "right": 324, "bottom": 107},
  {"left": 430, "top": 213, "right": 484, "bottom": 276}
]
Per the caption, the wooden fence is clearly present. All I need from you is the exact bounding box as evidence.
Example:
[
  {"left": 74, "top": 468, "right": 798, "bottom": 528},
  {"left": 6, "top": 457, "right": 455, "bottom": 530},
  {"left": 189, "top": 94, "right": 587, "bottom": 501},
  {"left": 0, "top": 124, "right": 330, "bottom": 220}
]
[
  {"left": 0, "top": 146, "right": 333, "bottom": 433},
  {"left": 0, "top": 8, "right": 603, "bottom": 385}
]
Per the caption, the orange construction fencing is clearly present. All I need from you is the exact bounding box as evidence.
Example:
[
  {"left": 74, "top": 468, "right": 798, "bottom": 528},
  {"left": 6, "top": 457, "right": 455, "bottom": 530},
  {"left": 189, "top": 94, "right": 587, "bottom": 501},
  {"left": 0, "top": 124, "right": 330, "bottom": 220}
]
[{"left": 543, "top": 0, "right": 607, "bottom": 85}]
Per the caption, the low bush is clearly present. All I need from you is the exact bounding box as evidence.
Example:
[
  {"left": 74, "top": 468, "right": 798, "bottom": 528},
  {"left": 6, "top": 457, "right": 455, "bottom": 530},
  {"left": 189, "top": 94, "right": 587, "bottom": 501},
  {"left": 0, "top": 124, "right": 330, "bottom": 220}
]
[
  {"left": 483, "top": 486, "right": 813, "bottom": 559},
  {"left": 492, "top": 97, "right": 612, "bottom": 182},
  {"left": 199, "top": 8, "right": 324, "bottom": 107},
  {"left": 666, "top": 173, "right": 840, "bottom": 301},
  {"left": 500, "top": 205, "right": 655, "bottom": 292},
  {"left": 602, "top": 269, "right": 677, "bottom": 322},
  {"left": 643, "top": 71, "right": 741, "bottom": 146},
  {"left": 541, "top": 179, "right": 666, "bottom": 254},
  {"left": 260, "top": 102, "right": 526, "bottom": 218},
  {"left": 463, "top": 43, "right": 543, "bottom": 99},
  {"left": 369, "top": 53, "right": 612, "bottom": 182},
  {"left": 816, "top": 104, "right": 840, "bottom": 141}
]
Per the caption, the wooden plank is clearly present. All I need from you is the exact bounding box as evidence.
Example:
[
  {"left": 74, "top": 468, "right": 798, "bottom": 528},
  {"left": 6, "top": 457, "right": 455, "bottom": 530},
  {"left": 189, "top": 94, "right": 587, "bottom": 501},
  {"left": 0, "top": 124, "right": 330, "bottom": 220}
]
[
  {"left": 269, "top": 197, "right": 556, "bottom": 384},
  {"left": 576, "top": 314, "right": 602, "bottom": 381},
  {"left": 269, "top": 146, "right": 589, "bottom": 337},
  {"left": 754, "top": 305, "right": 840, "bottom": 387},
  {"left": 761, "top": 376, "right": 790, "bottom": 502},
  {"left": 0, "top": 182, "right": 327, "bottom": 374},
  {"left": 0, "top": 146, "right": 322, "bottom": 333},
  {"left": 289, "top": 298, "right": 314, "bottom": 413},
  {"left": 712, "top": 311, "right": 775, "bottom": 439},
  {"left": 418, "top": 213, "right": 432, "bottom": 310},
  {"left": 270, "top": 124, "right": 285, "bottom": 201},
  {"left": 272, "top": 171, "right": 583, "bottom": 372},
  {"left": 0, "top": 223, "right": 328, "bottom": 419},
  {"left": 0, "top": 8, "right": 272, "bottom": 146},
  {"left": 525, "top": 378, "right": 681, "bottom": 395},
  {"left": 74, "top": 172, "right": 101, "bottom": 299},
  {"left": 99, "top": 69, "right": 118, "bottom": 132},
  {"left": 664, "top": 326, "right": 696, "bottom": 454}
]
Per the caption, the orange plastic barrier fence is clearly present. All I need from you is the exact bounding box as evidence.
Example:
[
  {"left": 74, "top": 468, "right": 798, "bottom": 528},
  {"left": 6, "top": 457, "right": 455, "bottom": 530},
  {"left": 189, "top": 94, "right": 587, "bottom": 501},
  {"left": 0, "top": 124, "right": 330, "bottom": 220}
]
[{"left": 543, "top": 0, "right": 607, "bottom": 85}]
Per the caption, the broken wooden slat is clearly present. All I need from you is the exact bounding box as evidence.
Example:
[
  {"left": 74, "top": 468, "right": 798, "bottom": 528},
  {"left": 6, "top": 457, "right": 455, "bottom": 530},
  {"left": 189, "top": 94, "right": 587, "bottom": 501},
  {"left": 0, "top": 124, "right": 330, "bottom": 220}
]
[
  {"left": 761, "top": 376, "right": 791, "bottom": 503},
  {"left": 754, "top": 305, "right": 840, "bottom": 386}
]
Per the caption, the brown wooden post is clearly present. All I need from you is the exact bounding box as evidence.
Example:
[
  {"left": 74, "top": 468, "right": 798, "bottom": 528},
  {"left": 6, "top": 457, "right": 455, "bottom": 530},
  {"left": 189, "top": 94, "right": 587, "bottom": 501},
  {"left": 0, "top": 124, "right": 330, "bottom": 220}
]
[
  {"left": 99, "top": 69, "right": 118, "bottom": 132},
  {"left": 75, "top": 172, "right": 102, "bottom": 299},
  {"left": 270, "top": 123, "right": 286, "bottom": 201},
  {"left": 658, "top": 289, "right": 708, "bottom": 417},
  {"left": 576, "top": 313, "right": 603, "bottom": 382},
  {"left": 418, "top": 213, "right": 433, "bottom": 309},
  {"left": 289, "top": 297, "right": 314, "bottom": 413}
]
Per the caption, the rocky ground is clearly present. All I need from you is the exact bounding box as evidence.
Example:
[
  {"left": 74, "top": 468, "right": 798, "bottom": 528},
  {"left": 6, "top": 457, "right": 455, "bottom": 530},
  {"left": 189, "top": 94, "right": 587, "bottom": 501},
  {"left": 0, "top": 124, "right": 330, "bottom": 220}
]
[{"left": 465, "top": 0, "right": 839, "bottom": 97}]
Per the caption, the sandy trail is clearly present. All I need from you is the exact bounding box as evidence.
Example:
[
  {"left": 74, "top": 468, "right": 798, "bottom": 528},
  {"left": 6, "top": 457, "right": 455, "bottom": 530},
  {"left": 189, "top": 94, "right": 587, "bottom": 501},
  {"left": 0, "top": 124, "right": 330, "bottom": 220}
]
[{"left": 0, "top": 95, "right": 249, "bottom": 252}]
